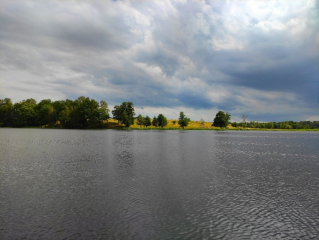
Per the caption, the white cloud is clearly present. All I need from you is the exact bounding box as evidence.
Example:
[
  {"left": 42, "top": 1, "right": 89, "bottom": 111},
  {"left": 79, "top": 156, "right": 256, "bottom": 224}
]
[
  {"left": 0, "top": 0, "right": 318, "bottom": 121},
  {"left": 212, "top": 35, "right": 244, "bottom": 51}
]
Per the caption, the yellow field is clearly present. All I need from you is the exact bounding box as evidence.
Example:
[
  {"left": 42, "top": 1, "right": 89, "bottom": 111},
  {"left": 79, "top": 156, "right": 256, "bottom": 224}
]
[{"left": 104, "top": 119, "right": 225, "bottom": 129}]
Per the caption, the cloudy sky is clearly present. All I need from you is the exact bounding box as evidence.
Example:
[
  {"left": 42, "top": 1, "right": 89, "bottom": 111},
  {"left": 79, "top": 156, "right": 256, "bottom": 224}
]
[{"left": 1, "top": 0, "right": 318, "bottom": 122}]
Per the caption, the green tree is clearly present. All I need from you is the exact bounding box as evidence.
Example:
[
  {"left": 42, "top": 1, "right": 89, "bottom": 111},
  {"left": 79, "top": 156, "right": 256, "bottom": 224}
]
[
  {"left": 238, "top": 122, "right": 247, "bottom": 128},
  {"left": 112, "top": 105, "right": 123, "bottom": 124},
  {"left": 52, "top": 100, "right": 67, "bottom": 118},
  {"left": 225, "top": 113, "right": 231, "bottom": 126},
  {"left": 0, "top": 97, "right": 109, "bottom": 129},
  {"left": 64, "top": 96, "right": 109, "bottom": 129},
  {"left": 303, "top": 124, "right": 310, "bottom": 129},
  {"left": 157, "top": 114, "right": 167, "bottom": 128},
  {"left": 231, "top": 122, "right": 238, "bottom": 128},
  {"left": 13, "top": 99, "right": 37, "bottom": 127},
  {"left": 172, "top": 120, "right": 176, "bottom": 125},
  {"left": 112, "top": 102, "right": 135, "bottom": 127},
  {"left": 0, "top": 98, "right": 13, "bottom": 127},
  {"left": 212, "top": 111, "right": 231, "bottom": 129},
  {"left": 265, "top": 122, "right": 274, "bottom": 129},
  {"left": 71, "top": 97, "right": 100, "bottom": 128},
  {"left": 136, "top": 114, "right": 144, "bottom": 128},
  {"left": 59, "top": 106, "right": 73, "bottom": 128},
  {"left": 144, "top": 116, "right": 151, "bottom": 127},
  {"left": 152, "top": 116, "right": 159, "bottom": 127},
  {"left": 36, "top": 99, "right": 55, "bottom": 126},
  {"left": 57, "top": 99, "right": 75, "bottom": 128},
  {"left": 249, "top": 121, "right": 257, "bottom": 128},
  {"left": 99, "top": 100, "right": 110, "bottom": 122},
  {"left": 178, "top": 112, "right": 190, "bottom": 129},
  {"left": 280, "top": 122, "right": 292, "bottom": 129}
]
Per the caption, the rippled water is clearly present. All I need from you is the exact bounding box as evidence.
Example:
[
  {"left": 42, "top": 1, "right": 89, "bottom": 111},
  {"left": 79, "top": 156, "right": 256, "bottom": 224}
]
[{"left": 1, "top": 129, "right": 319, "bottom": 239}]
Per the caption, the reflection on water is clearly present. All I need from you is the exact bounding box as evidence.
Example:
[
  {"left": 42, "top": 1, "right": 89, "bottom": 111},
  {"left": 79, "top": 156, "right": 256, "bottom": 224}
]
[{"left": 0, "top": 129, "right": 319, "bottom": 239}]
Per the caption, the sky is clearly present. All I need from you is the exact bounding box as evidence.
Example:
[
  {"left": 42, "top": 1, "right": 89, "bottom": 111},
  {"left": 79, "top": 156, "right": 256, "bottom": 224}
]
[{"left": 0, "top": 0, "right": 318, "bottom": 122}]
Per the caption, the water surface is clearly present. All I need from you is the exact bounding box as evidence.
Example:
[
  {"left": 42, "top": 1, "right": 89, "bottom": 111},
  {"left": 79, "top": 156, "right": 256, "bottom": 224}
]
[{"left": 1, "top": 129, "right": 319, "bottom": 239}]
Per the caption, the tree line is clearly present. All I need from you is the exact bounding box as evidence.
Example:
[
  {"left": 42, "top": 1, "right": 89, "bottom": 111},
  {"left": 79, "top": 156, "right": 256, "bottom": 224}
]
[
  {"left": 0, "top": 97, "right": 317, "bottom": 129},
  {"left": 231, "top": 121, "right": 318, "bottom": 129},
  {"left": 228, "top": 114, "right": 318, "bottom": 129},
  {"left": 0, "top": 97, "right": 110, "bottom": 128},
  {"left": 0, "top": 96, "right": 192, "bottom": 129},
  {"left": 212, "top": 112, "right": 318, "bottom": 129}
]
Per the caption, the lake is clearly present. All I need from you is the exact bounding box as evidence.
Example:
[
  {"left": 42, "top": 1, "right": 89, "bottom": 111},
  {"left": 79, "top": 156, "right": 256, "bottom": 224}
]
[{"left": 1, "top": 129, "right": 319, "bottom": 239}]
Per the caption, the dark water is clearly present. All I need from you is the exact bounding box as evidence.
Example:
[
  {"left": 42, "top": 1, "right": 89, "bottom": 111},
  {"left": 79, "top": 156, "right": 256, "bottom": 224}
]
[{"left": 1, "top": 129, "right": 319, "bottom": 239}]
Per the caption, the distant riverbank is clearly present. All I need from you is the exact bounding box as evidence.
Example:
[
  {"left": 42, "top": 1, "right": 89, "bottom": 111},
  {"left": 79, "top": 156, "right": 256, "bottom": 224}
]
[
  {"left": 2, "top": 122, "right": 318, "bottom": 131},
  {"left": 1, "top": 118, "right": 318, "bottom": 131}
]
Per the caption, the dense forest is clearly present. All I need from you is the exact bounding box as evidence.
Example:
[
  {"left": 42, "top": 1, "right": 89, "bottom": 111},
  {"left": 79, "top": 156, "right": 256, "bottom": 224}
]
[
  {"left": 0, "top": 97, "right": 110, "bottom": 129},
  {"left": 0, "top": 96, "right": 170, "bottom": 129},
  {"left": 0, "top": 97, "right": 318, "bottom": 129}
]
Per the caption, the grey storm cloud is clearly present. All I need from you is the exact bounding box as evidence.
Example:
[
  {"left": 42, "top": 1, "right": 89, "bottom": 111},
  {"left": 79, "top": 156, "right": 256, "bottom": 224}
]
[{"left": 0, "top": 0, "right": 318, "bottom": 121}]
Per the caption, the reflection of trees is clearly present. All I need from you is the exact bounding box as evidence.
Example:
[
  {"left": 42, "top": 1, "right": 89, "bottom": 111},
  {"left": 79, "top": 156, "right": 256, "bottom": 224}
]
[{"left": 113, "top": 132, "right": 135, "bottom": 179}]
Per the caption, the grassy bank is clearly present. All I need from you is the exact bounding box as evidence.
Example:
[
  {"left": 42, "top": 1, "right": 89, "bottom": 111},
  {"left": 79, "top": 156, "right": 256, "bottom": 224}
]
[
  {"left": 105, "top": 119, "right": 319, "bottom": 131},
  {"left": 2, "top": 119, "right": 318, "bottom": 131}
]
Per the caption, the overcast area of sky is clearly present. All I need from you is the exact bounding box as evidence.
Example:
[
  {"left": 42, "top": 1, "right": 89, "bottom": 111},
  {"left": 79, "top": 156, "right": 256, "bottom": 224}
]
[{"left": 0, "top": 0, "right": 318, "bottom": 122}]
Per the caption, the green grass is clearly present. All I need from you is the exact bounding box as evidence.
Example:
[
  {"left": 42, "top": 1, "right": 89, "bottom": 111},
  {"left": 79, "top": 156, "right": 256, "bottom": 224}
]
[{"left": 2, "top": 119, "right": 318, "bottom": 131}]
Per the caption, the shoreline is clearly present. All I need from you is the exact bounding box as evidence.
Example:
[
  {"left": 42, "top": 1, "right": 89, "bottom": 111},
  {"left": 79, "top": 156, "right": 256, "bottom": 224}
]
[{"left": 1, "top": 126, "right": 318, "bottom": 131}]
